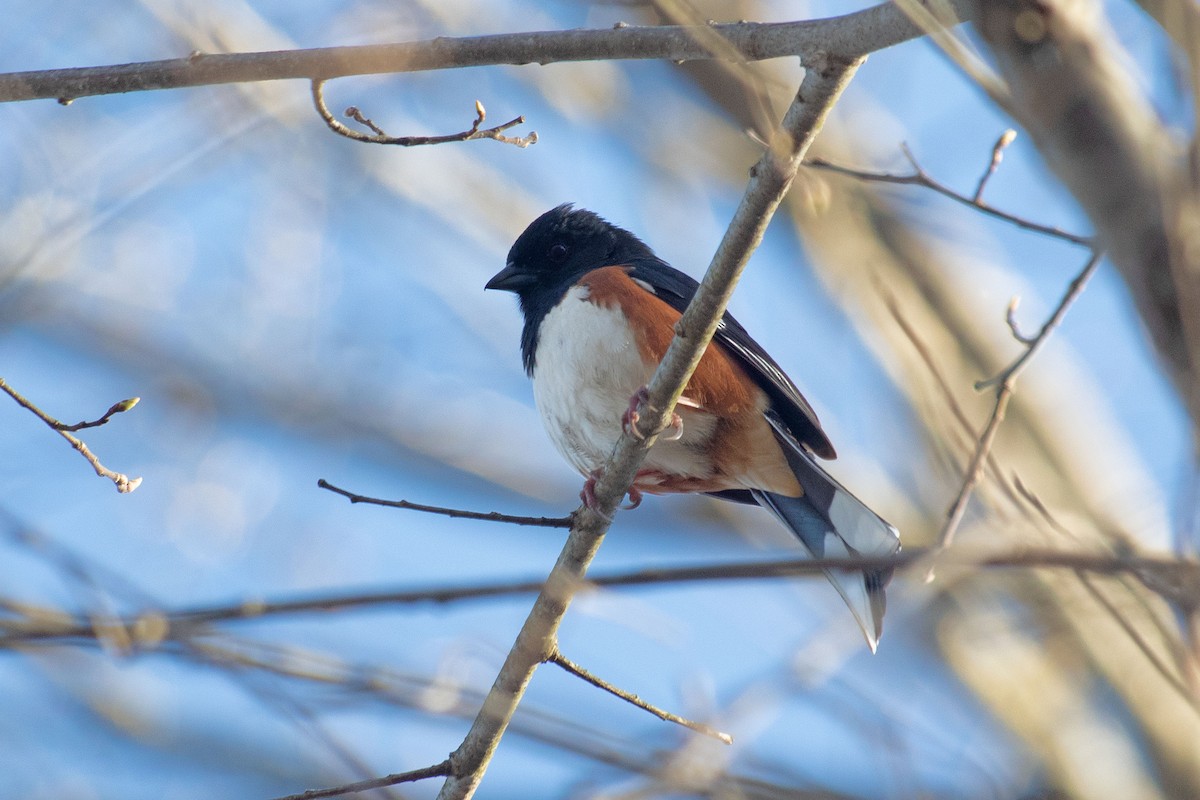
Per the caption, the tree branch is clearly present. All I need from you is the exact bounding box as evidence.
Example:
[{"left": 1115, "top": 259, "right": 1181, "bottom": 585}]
[
  {"left": 0, "top": 3, "right": 951, "bottom": 104},
  {"left": 271, "top": 760, "right": 451, "bottom": 800},
  {"left": 0, "top": 377, "right": 142, "bottom": 493},
  {"left": 311, "top": 83, "right": 536, "bottom": 147},
  {"left": 317, "top": 479, "right": 572, "bottom": 528},
  {"left": 545, "top": 647, "right": 733, "bottom": 744},
  {"left": 932, "top": 249, "right": 1103, "bottom": 560},
  {"left": 807, "top": 143, "right": 1093, "bottom": 246}
]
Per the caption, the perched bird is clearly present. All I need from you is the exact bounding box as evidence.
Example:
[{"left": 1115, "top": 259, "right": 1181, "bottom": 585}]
[{"left": 486, "top": 205, "right": 900, "bottom": 650}]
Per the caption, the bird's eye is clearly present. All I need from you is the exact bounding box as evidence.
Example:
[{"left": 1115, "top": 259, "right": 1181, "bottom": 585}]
[{"left": 548, "top": 243, "right": 569, "bottom": 262}]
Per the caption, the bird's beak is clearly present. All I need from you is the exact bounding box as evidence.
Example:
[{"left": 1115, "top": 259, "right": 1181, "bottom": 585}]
[{"left": 486, "top": 261, "right": 536, "bottom": 292}]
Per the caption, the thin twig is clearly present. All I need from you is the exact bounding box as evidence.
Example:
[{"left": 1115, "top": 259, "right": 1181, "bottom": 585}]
[
  {"left": 975, "top": 249, "right": 1104, "bottom": 391},
  {"left": 312, "top": 81, "right": 536, "bottom": 147},
  {"left": 931, "top": 249, "right": 1104, "bottom": 569},
  {"left": 545, "top": 647, "right": 733, "bottom": 744},
  {"left": 54, "top": 396, "right": 140, "bottom": 431},
  {"left": 974, "top": 129, "right": 1017, "bottom": 202},
  {"left": 272, "top": 760, "right": 451, "bottom": 800},
  {"left": 1003, "top": 295, "right": 1036, "bottom": 345},
  {"left": 0, "top": 377, "right": 142, "bottom": 493},
  {"left": 806, "top": 151, "right": 1093, "bottom": 246},
  {"left": 317, "top": 479, "right": 572, "bottom": 528}
]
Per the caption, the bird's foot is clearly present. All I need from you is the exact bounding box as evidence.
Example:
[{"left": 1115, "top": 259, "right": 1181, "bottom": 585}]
[
  {"left": 580, "top": 469, "right": 604, "bottom": 513},
  {"left": 621, "top": 387, "right": 650, "bottom": 439},
  {"left": 624, "top": 484, "right": 643, "bottom": 510},
  {"left": 579, "top": 469, "right": 645, "bottom": 513},
  {"left": 621, "top": 386, "right": 683, "bottom": 441}
]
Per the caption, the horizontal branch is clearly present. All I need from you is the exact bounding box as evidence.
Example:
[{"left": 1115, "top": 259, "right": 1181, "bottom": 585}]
[
  {"left": 317, "top": 479, "right": 572, "bottom": 528},
  {"left": 0, "top": 3, "right": 943, "bottom": 104},
  {"left": 4, "top": 547, "right": 1194, "bottom": 648}
]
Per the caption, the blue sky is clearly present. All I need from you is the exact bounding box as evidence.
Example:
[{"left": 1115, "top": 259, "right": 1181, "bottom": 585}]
[{"left": 0, "top": 2, "right": 1191, "bottom": 798}]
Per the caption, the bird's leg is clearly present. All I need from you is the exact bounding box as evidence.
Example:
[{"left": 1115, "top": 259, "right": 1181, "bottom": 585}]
[{"left": 621, "top": 386, "right": 683, "bottom": 441}]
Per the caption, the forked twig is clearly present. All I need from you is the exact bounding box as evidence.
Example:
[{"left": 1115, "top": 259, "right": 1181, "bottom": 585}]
[
  {"left": 807, "top": 139, "right": 1092, "bottom": 246},
  {"left": 931, "top": 249, "right": 1104, "bottom": 569},
  {"left": 0, "top": 377, "right": 141, "bottom": 493},
  {"left": 311, "top": 80, "right": 536, "bottom": 148}
]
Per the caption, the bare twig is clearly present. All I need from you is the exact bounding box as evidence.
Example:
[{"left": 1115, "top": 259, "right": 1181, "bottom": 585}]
[
  {"left": 806, "top": 149, "right": 1093, "bottom": 246},
  {"left": 976, "top": 250, "right": 1104, "bottom": 391},
  {"left": 53, "top": 396, "right": 140, "bottom": 431},
  {"left": 0, "top": 4, "right": 958, "bottom": 104},
  {"left": 974, "top": 128, "right": 1018, "bottom": 201},
  {"left": 317, "top": 479, "right": 572, "bottom": 528},
  {"left": 272, "top": 760, "right": 451, "bottom": 800},
  {"left": 545, "top": 647, "right": 733, "bottom": 744},
  {"left": 312, "top": 82, "right": 536, "bottom": 148},
  {"left": 970, "top": 0, "right": 1196, "bottom": 424},
  {"left": 1003, "top": 295, "right": 1036, "bottom": 345},
  {"left": 0, "top": 377, "right": 142, "bottom": 493},
  {"left": 932, "top": 249, "right": 1104, "bottom": 564}
]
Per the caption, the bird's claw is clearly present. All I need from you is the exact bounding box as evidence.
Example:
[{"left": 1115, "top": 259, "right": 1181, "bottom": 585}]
[
  {"left": 623, "top": 485, "right": 643, "bottom": 510},
  {"left": 622, "top": 386, "right": 683, "bottom": 441},
  {"left": 579, "top": 469, "right": 644, "bottom": 514}
]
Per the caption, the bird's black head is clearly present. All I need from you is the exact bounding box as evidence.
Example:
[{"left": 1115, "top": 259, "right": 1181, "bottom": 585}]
[{"left": 487, "top": 205, "right": 656, "bottom": 373}]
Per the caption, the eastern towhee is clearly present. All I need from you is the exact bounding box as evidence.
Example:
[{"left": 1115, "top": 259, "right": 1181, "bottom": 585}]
[{"left": 487, "top": 205, "right": 901, "bottom": 650}]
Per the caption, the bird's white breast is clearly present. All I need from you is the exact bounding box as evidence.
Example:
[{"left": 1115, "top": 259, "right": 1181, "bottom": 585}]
[{"left": 531, "top": 284, "right": 716, "bottom": 480}]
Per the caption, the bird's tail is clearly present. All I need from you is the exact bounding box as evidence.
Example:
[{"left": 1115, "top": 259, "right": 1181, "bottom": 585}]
[{"left": 752, "top": 412, "right": 901, "bottom": 652}]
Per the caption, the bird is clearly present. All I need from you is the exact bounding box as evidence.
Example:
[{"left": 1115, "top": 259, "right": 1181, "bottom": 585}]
[{"left": 486, "top": 204, "right": 901, "bottom": 650}]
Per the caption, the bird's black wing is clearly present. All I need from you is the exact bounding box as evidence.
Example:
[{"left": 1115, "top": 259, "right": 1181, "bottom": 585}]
[{"left": 625, "top": 258, "right": 836, "bottom": 459}]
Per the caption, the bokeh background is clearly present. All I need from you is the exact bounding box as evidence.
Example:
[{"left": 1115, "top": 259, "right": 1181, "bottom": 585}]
[{"left": 2, "top": 1, "right": 1197, "bottom": 798}]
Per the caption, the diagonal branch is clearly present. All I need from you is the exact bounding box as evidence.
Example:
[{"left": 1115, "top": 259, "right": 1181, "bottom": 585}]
[
  {"left": 546, "top": 647, "right": 732, "bottom": 744},
  {"left": 0, "top": 377, "right": 142, "bottom": 493},
  {"left": 433, "top": 55, "right": 864, "bottom": 800},
  {"left": 271, "top": 760, "right": 451, "bottom": 800},
  {"left": 933, "top": 248, "right": 1103, "bottom": 558}
]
